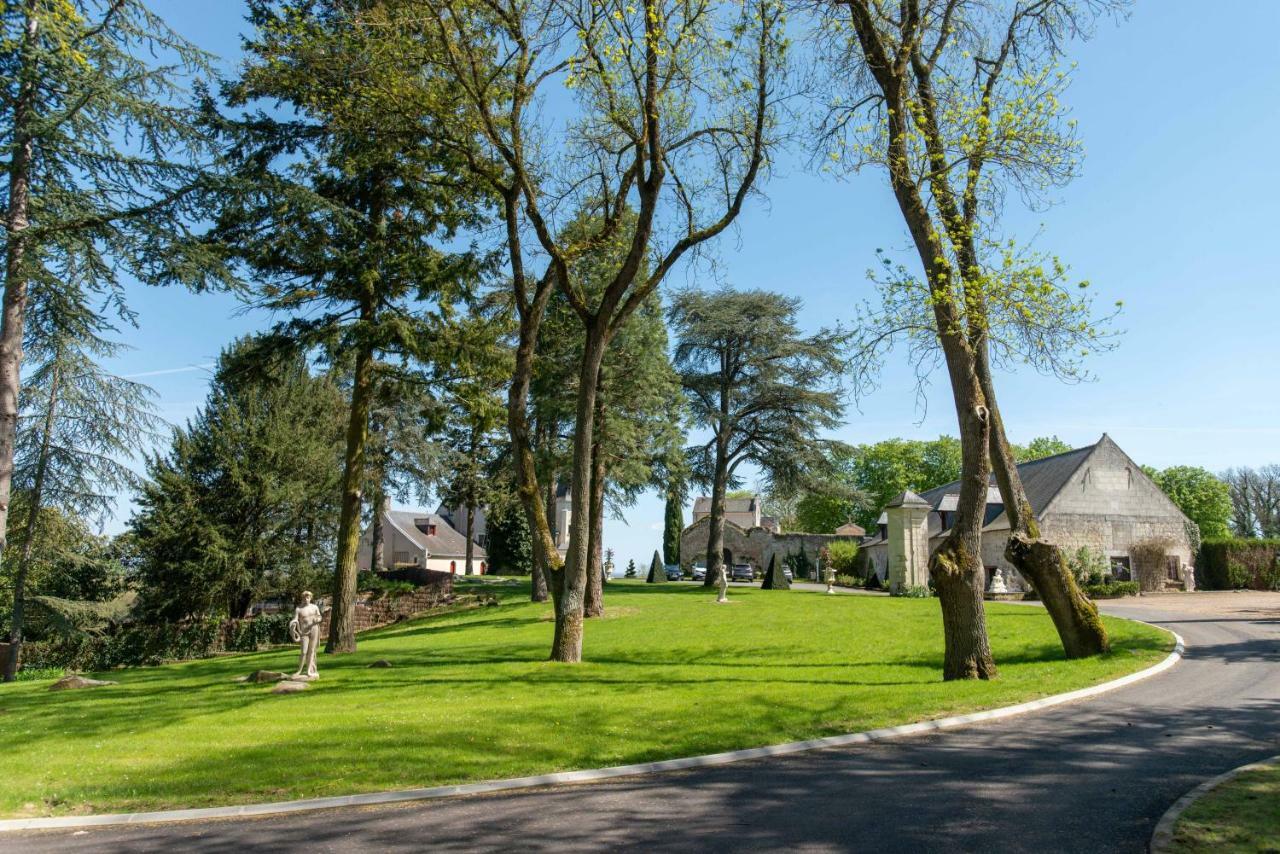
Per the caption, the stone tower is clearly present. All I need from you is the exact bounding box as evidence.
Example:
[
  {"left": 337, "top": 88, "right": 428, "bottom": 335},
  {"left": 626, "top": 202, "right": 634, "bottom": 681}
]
[{"left": 885, "top": 490, "right": 932, "bottom": 593}]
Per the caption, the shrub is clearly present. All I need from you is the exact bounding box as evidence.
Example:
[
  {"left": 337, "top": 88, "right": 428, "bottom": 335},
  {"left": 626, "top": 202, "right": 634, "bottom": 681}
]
[
  {"left": 1066, "top": 547, "right": 1109, "bottom": 588},
  {"left": 14, "top": 666, "right": 64, "bottom": 682},
  {"left": 894, "top": 584, "right": 931, "bottom": 599},
  {"left": 1084, "top": 581, "right": 1140, "bottom": 599},
  {"left": 835, "top": 574, "right": 860, "bottom": 588},
  {"left": 827, "top": 540, "right": 859, "bottom": 573},
  {"left": 1130, "top": 538, "right": 1175, "bottom": 592},
  {"left": 1198, "top": 539, "right": 1280, "bottom": 591}
]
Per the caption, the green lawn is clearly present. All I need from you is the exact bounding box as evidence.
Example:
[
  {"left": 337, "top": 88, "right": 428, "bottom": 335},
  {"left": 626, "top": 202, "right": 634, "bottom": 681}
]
[
  {"left": 0, "top": 581, "right": 1171, "bottom": 818},
  {"left": 1169, "top": 762, "right": 1280, "bottom": 853}
]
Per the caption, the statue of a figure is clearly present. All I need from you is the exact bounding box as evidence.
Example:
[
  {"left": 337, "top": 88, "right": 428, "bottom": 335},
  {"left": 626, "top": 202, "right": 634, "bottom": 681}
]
[
  {"left": 989, "top": 569, "right": 1009, "bottom": 595},
  {"left": 289, "top": 591, "right": 322, "bottom": 680}
]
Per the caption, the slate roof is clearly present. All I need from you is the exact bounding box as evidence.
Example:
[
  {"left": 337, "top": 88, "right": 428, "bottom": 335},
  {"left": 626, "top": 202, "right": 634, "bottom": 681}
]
[
  {"left": 384, "top": 510, "right": 488, "bottom": 560},
  {"left": 917, "top": 441, "right": 1097, "bottom": 521}
]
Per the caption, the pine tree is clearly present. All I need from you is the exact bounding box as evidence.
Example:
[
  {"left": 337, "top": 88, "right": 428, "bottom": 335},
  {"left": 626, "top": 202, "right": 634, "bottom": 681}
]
[
  {"left": 203, "top": 2, "right": 487, "bottom": 652},
  {"left": 131, "top": 339, "right": 345, "bottom": 624},
  {"left": 625, "top": 560, "right": 637, "bottom": 579},
  {"left": 663, "top": 487, "right": 684, "bottom": 567},
  {"left": 0, "top": 1, "right": 216, "bottom": 597},
  {"left": 3, "top": 295, "right": 160, "bottom": 681}
]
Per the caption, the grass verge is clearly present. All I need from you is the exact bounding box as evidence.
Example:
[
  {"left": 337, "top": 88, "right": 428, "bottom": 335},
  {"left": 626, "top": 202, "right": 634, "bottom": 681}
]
[
  {"left": 1169, "top": 761, "right": 1280, "bottom": 853},
  {"left": 0, "top": 580, "right": 1172, "bottom": 818}
]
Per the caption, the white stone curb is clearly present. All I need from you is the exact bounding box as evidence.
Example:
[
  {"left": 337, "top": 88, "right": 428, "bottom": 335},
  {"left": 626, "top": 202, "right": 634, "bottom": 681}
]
[
  {"left": 1, "top": 627, "right": 1184, "bottom": 834},
  {"left": 1149, "top": 752, "right": 1280, "bottom": 853}
]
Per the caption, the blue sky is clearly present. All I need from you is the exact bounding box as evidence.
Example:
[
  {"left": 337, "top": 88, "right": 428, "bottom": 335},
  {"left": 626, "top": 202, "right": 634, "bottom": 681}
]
[{"left": 103, "top": 1, "right": 1280, "bottom": 571}]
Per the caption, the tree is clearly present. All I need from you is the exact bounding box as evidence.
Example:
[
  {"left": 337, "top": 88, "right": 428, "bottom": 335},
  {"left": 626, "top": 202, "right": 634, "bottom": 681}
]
[
  {"left": 1222, "top": 466, "right": 1280, "bottom": 538},
  {"left": 4, "top": 294, "right": 160, "bottom": 681},
  {"left": 0, "top": 0, "right": 214, "bottom": 593},
  {"left": 486, "top": 499, "right": 533, "bottom": 575},
  {"left": 813, "top": 0, "right": 1119, "bottom": 676},
  {"left": 202, "top": 1, "right": 487, "bottom": 652},
  {"left": 625, "top": 559, "right": 637, "bottom": 579},
  {"left": 646, "top": 550, "right": 667, "bottom": 584},
  {"left": 1146, "top": 466, "right": 1233, "bottom": 541},
  {"left": 663, "top": 488, "right": 684, "bottom": 566},
  {"left": 670, "top": 288, "right": 845, "bottom": 601},
  {"left": 827, "top": 540, "right": 860, "bottom": 574},
  {"left": 130, "top": 340, "right": 344, "bottom": 624},
  {"left": 392, "top": 0, "right": 785, "bottom": 661},
  {"left": 603, "top": 549, "right": 615, "bottom": 578},
  {"left": 1016, "top": 436, "right": 1073, "bottom": 462}
]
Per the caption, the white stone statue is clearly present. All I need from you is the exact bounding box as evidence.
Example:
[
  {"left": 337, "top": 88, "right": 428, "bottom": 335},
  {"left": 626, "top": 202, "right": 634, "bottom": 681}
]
[
  {"left": 289, "top": 591, "right": 322, "bottom": 680},
  {"left": 989, "top": 569, "right": 1009, "bottom": 595}
]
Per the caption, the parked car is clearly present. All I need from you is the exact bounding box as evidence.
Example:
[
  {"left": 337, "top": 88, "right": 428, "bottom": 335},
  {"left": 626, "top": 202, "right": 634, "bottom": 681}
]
[
  {"left": 692, "top": 566, "right": 706, "bottom": 581},
  {"left": 783, "top": 566, "right": 794, "bottom": 582},
  {"left": 730, "top": 563, "right": 755, "bottom": 582},
  {"left": 664, "top": 565, "right": 683, "bottom": 581}
]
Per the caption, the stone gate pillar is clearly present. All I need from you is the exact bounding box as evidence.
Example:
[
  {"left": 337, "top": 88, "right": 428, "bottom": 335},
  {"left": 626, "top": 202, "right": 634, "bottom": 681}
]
[{"left": 886, "top": 490, "right": 932, "bottom": 594}]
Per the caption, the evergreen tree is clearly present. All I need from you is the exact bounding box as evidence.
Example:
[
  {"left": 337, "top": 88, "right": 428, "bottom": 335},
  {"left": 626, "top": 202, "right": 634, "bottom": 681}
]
[
  {"left": 486, "top": 500, "right": 533, "bottom": 575},
  {"left": 130, "top": 339, "right": 345, "bottom": 623},
  {"left": 761, "top": 554, "right": 789, "bottom": 590},
  {"left": 3, "top": 291, "right": 159, "bottom": 680},
  {"left": 625, "top": 559, "right": 637, "bottom": 579},
  {"left": 0, "top": 0, "right": 216, "bottom": 593},
  {"left": 202, "top": 1, "right": 487, "bottom": 652},
  {"left": 663, "top": 487, "right": 684, "bottom": 567},
  {"left": 670, "top": 288, "right": 845, "bottom": 598},
  {"left": 646, "top": 549, "right": 667, "bottom": 584}
]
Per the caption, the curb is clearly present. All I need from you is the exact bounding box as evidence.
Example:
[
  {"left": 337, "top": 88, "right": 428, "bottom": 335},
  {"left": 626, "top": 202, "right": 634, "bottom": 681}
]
[
  {"left": 1, "top": 628, "right": 1184, "bottom": 834},
  {"left": 1149, "top": 752, "right": 1280, "bottom": 853}
]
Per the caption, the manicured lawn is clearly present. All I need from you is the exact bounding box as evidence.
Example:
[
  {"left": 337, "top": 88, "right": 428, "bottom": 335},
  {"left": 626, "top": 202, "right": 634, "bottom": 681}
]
[
  {"left": 0, "top": 581, "right": 1171, "bottom": 818},
  {"left": 1169, "top": 761, "right": 1280, "bottom": 853}
]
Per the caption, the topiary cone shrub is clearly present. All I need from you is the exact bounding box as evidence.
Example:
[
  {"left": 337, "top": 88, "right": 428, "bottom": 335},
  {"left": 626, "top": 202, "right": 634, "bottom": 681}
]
[
  {"left": 646, "top": 550, "right": 667, "bottom": 583},
  {"left": 761, "top": 554, "right": 790, "bottom": 590}
]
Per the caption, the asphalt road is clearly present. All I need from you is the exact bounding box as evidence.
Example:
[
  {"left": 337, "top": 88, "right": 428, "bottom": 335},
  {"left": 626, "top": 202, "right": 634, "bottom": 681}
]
[{"left": 10, "top": 592, "right": 1280, "bottom": 854}]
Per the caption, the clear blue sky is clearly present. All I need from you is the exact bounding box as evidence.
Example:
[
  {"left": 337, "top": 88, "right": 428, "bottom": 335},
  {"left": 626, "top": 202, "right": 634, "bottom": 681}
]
[{"left": 104, "top": 1, "right": 1280, "bottom": 571}]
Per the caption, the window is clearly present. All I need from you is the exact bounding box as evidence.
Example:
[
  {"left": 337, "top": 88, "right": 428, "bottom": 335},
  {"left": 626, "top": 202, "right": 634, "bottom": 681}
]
[
  {"left": 1166, "top": 554, "right": 1181, "bottom": 581},
  {"left": 1110, "top": 556, "right": 1131, "bottom": 581},
  {"left": 427, "top": 524, "right": 437, "bottom": 536},
  {"left": 449, "top": 560, "right": 457, "bottom": 573}
]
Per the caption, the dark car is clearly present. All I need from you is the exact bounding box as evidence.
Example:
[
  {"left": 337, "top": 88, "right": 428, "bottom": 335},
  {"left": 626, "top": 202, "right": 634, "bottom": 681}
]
[
  {"left": 729, "top": 564, "right": 755, "bottom": 582},
  {"left": 664, "top": 565, "right": 683, "bottom": 581},
  {"left": 692, "top": 566, "right": 707, "bottom": 582}
]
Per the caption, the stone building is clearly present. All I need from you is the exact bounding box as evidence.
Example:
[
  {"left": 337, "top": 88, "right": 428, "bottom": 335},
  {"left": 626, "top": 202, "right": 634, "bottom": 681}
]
[
  {"left": 679, "top": 493, "right": 861, "bottom": 575},
  {"left": 357, "top": 508, "right": 489, "bottom": 575},
  {"left": 862, "top": 435, "right": 1197, "bottom": 594}
]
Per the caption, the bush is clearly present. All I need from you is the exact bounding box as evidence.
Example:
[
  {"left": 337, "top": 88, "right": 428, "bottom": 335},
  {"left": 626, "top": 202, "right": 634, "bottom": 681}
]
[
  {"left": 893, "top": 584, "right": 931, "bottom": 599},
  {"left": 1084, "top": 581, "right": 1140, "bottom": 599},
  {"left": 358, "top": 574, "right": 415, "bottom": 600},
  {"left": 835, "top": 574, "right": 860, "bottom": 588},
  {"left": 1130, "top": 538, "right": 1175, "bottom": 592},
  {"left": 1066, "top": 547, "right": 1109, "bottom": 588},
  {"left": 1198, "top": 539, "right": 1280, "bottom": 591},
  {"left": 827, "top": 540, "right": 860, "bottom": 573},
  {"left": 14, "top": 666, "right": 64, "bottom": 682}
]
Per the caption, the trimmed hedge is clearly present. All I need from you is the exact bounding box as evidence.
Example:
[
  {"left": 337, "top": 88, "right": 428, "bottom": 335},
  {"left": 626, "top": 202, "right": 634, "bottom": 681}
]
[
  {"left": 1198, "top": 539, "right": 1280, "bottom": 591},
  {"left": 1084, "top": 581, "right": 1140, "bottom": 599}
]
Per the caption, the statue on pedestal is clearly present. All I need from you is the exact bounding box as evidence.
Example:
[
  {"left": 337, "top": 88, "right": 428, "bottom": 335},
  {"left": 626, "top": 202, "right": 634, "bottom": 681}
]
[
  {"left": 988, "top": 568, "right": 1009, "bottom": 595},
  {"left": 289, "top": 591, "right": 323, "bottom": 680}
]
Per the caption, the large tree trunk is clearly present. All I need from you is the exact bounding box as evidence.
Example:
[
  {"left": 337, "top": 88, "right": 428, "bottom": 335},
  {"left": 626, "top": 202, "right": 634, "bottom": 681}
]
[
  {"left": 326, "top": 332, "right": 376, "bottom": 654},
  {"left": 975, "top": 350, "right": 1110, "bottom": 657},
  {"left": 2, "top": 347, "right": 55, "bottom": 682},
  {"left": 550, "top": 323, "right": 609, "bottom": 661},
  {"left": 507, "top": 274, "right": 558, "bottom": 606},
  {"left": 584, "top": 390, "right": 607, "bottom": 618},
  {"left": 369, "top": 487, "right": 385, "bottom": 572},
  {"left": 0, "top": 5, "right": 39, "bottom": 629},
  {"left": 928, "top": 367, "right": 998, "bottom": 680}
]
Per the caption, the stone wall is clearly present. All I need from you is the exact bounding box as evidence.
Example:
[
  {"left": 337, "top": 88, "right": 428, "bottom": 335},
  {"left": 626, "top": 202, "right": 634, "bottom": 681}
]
[
  {"left": 678, "top": 516, "right": 861, "bottom": 576},
  {"left": 319, "top": 570, "right": 454, "bottom": 637}
]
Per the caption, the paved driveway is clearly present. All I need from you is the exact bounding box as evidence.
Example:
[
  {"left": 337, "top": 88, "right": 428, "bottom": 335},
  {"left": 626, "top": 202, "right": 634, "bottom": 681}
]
[{"left": 10, "top": 592, "right": 1280, "bottom": 853}]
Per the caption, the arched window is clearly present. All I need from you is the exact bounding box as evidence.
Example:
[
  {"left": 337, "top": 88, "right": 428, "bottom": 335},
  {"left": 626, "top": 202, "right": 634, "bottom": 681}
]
[{"left": 449, "top": 560, "right": 457, "bottom": 573}]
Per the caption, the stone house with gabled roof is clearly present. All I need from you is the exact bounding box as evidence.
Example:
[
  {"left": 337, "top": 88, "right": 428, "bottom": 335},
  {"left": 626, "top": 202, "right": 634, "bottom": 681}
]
[
  {"left": 862, "top": 435, "right": 1197, "bottom": 594},
  {"left": 357, "top": 508, "right": 489, "bottom": 575}
]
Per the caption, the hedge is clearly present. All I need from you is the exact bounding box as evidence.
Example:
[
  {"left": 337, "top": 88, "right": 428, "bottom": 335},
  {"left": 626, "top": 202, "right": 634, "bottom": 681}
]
[
  {"left": 1198, "top": 538, "right": 1280, "bottom": 591},
  {"left": 1084, "top": 581, "right": 1140, "bottom": 599}
]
